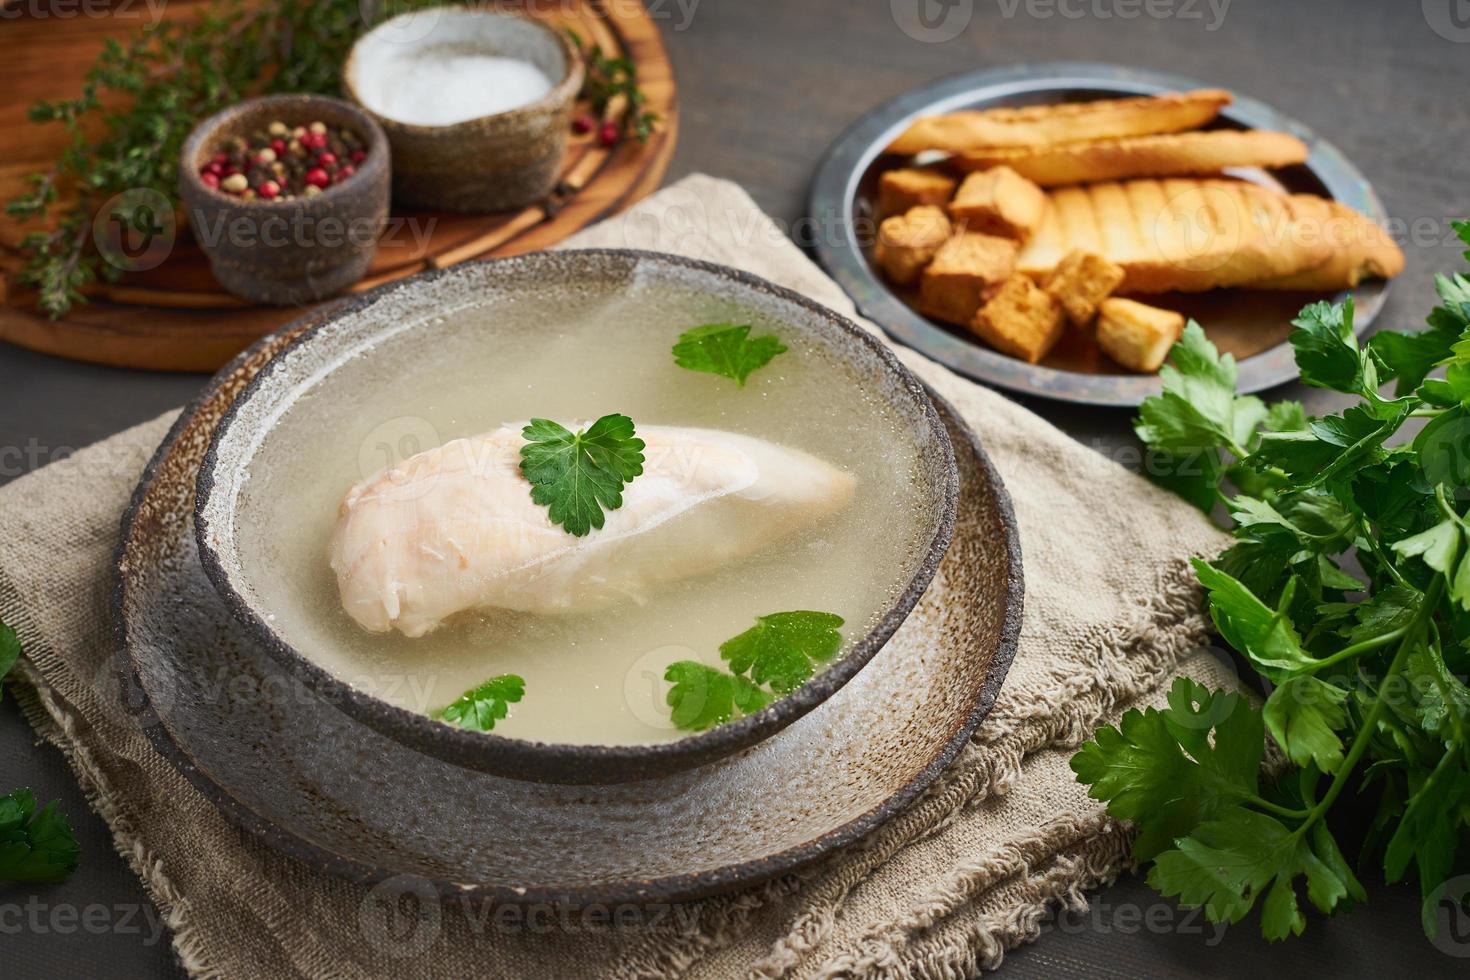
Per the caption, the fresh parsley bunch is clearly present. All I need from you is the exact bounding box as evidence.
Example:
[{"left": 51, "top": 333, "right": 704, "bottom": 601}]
[
  {"left": 1072, "top": 222, "right": 1470, "bottom": 941},
  {"left": 0, "top": 622, "right": 79, "bottom": 883}
]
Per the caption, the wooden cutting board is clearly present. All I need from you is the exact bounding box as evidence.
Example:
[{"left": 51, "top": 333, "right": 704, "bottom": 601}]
[{"left": 0, "top": 0, "right": 678, "bottom": 371}]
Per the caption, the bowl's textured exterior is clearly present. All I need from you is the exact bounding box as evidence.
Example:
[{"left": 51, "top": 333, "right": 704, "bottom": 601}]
[
  {"left": 342, "top": 8, "right": 583, "bottom": 213},
  {"left": 116, "top": 314, "right": 1022, "bottom": 899},
  {"left": 192, "top": 250, "right": 960, "bottom": 784},
  {"left": 178, "top": 94, "right": 390, "bottom": 305}
]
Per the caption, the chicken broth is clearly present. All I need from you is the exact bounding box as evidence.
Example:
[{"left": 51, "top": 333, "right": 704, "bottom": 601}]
[{"left": 233, "top": 277, "right": 936, "bottom": 745}]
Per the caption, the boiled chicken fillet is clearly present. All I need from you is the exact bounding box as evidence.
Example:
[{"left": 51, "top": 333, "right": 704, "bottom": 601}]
[{"left": 328, "top": 425, "right": 856, "bottom": 636}]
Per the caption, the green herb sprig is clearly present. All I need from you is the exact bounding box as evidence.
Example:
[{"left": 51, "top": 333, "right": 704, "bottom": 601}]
[
  {"left": 1072, "top": 221, "right": 1470, "bottom": 942},
  {"left": 665, "top": 611, "right": 844, "bottom": 731},
  {"left": 432, "top": 674, "right": 524, "bottom": 733},
  {"left": 519, "top": 414, "right": 645, "bottom": 536},
  {"left": 672, "top": 323, "right": 787, "bottom": 386},
  {"left": 0, "top": 622, "right": 79, "bottom": 883},
  {"left": 565, "top": 28, "right": 661, "bottom": 142}
]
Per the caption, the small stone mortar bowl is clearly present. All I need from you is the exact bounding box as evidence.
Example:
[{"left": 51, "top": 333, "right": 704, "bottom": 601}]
[
  {"left": 179, "top": 94, "right": 390, "bottom": 305},
  {"left": 342, "top": 7, "right": 583, "bottom": 213}
]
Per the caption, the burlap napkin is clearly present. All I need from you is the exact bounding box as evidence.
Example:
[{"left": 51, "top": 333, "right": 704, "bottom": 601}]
[{"left": 0, "top": 175, "right": 1239, "bottom": 978}]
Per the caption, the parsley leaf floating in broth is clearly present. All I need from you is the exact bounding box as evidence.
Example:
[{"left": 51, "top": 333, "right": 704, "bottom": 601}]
[
  {"left": 672, "top": 323, "right": 787, "bottom": 386},
  {"left": 720, "top": 611, "right": 845, "bottom": 694},
  {"left": 433, "top": 675, "right": 525, "bottom": 732},
  {"left": 663, "top": 661, "right": 772, "bottom": 732},
  {"left": 519, "top": 414, "right": 646, "bottom": 536},
  {"left": 662, "top": 611, "right": 846, "bottom": 732}
]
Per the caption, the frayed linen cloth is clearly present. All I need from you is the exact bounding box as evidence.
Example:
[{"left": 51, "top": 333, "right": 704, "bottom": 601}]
[{"left": 0, "top": 175, "right": 1237, "bottom": 978}]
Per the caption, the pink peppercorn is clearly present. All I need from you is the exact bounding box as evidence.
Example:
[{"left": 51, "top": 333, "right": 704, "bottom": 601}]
[
  {"left": 350, "top": 149, "right": 366, "bottom": 164},
  {"left": 333, "top": 165, "right": 355, "bottom": 184},
  {"left": 572, "top": 114, "right": 595, "bottom": 134},
  {"left": 304, "top": 167, "right": 331, "bottom": 189},
  {"left": 200, "top": 171, "right": 221, "bottom": 189},
  {"left": 598, "top": 121, "right": 619, "bottom": 147},
  {"left": 258, "top": 179, "right": 281, "bottom": 199},
  {"left": 316, "top": 151, "right": 337, "bottom": 167}
]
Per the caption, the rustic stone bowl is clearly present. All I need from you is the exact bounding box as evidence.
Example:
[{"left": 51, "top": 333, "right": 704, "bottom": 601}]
[
  {"left": 192, "top": 250, "right": 960, "bottom": 785},
  {"left": 342, "top": 7, "right": 583, "bottom": 213},
  {"left": 119, "top": 370, "right": 1020, "bottom": 901},
  {"left": 179, "top": 94, "right": 390, "bottom": 305}
]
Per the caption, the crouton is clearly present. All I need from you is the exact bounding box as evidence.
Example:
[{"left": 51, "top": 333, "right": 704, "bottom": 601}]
[
  {"left": 970, "top": 274, "right": 1065, "bottom": 364},
  {"left": 917, "top": 233, "right": 1018, "bottom": 326},
  {"left": 1096, "top": 297, "right": 1185, "bottom": 372},
  {"left": 1045, "top": 250, "right": 1126, "bottom": 328},
  {"left": 878, "top": 167, "right": 958, "bottom": 217},
  {"left": 947, "top": 166, "right": 1046, "bottom": 240},
  {"left": 874, "top": 206, "right": 952, "bottom": 286}
]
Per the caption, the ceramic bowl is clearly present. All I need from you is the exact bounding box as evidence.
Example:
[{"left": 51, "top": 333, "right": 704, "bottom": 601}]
[
  {"left": 342, "top": 7, "right": 583, "bottom": 213},
  {"left": 178, "top": 94, "right": 390, "bottom": 305},
  {"left": 193, "top": 250, "right": 960, "bottom": 784}
]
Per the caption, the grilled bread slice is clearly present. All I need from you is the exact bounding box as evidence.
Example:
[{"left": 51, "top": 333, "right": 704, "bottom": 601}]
[
  {"left": 886, "top": 89, "right": 1232, "bottom": 156},
  {"left": 1016, "top": 178, "right": 1335, "bottom": 292},
  {"left": 953, "top": 130, "right": 1310, "bottom": 186},
  {"left": 1252, "top": 196, "right": 1405, "bottom": 290}
]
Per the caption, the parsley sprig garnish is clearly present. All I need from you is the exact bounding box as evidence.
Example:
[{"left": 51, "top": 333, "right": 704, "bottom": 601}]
[
  {"left": 520, "top": 415, "right": 645, "bottom": 536},
  {"left": 432, "top": 674, "right": 525, "bottom": 733},
  {"left": 0, "top": 621, "right": 79, "bottom": 883},
  {"left": 672, "top": 323, "right": 788, "bottom": 386},
  {"left": 664, "top": 611, "right": 844, "bottom": 731},
  {"left": 1072, "top": 220, "right": 1470, "bottom": 942}
]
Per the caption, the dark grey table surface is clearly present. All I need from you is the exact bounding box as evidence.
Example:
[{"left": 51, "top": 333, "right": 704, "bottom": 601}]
[{"left": 3, "top": 1, "right": 1468, "bottom": 976}]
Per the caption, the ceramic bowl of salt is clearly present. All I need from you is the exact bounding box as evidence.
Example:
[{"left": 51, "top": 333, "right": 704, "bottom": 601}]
[{"left": 343, "top": 7, "right": 583, "bottom": 213}]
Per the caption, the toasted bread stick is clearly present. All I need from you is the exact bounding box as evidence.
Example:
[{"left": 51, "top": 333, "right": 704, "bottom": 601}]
[
  {"left": 886, "top": 89, "right": 1232, "bottom": 156},
  {"left": 1015, "top": 178, "right": 1337, "bottom": 292},
  {"left": 1252, "top": 197, "right": 1405, "bottom": 290},
  {"left": 953, "top": 130, "right": 1310, "bottom": 186}
]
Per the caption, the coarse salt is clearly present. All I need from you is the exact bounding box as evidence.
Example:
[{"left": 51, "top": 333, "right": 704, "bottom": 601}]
[{"left": 367, "top": 55, "right": 554, "bottom": 126}]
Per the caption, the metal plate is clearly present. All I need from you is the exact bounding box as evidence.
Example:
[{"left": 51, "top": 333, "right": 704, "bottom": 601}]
[{"left": 808, "top": 62, "right": 1394, "bottom": 406}]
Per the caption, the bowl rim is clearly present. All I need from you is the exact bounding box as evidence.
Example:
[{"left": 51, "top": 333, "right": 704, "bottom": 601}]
[
  {"left": 192, "top": 249, "right": 962, "bottom": 784},
  {"left": 178, "top": 93, "right": 390, "bottom": 210},
  {"left": 340, "top": 6, "right": 585, "bottom": 135}
]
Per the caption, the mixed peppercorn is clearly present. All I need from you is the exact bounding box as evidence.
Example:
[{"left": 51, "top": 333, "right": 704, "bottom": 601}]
[{"left": 199, "top": 120, "right": 367, "bottom": 200}]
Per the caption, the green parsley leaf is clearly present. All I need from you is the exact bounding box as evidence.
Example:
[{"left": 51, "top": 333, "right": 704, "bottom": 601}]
[
  {"left": 1263, "top": 676, "right": 1348, "bottom": 771},
  {"left": 433, "top": 674, "right": 525, "bottom": 732},
  {"left": 1148, "top": 805, "right": 1357, "bottom": 941},
  {"left": 1368, "top": 314, "right": 1460, "bottom": 396},
  {"left": 663, "top": 661, "right": 771, "bottom": 731},
  {"left": 1136, "top": 322, "right": 1250, "bottom": 452},
  {"left": 672, "top": 323, "right": 787, "bottom": 386},
  {"left": 1072, "top": 678, "right": 1264, "bottom": 860},
  {"left": 1290, "top": 298, "right": 1365, "bottom": 395},
  {"left": 1192, "top": 559, "right": 1315, "bottom": 680},
  {"left": 0, "top": 621, "right": 19, "bottom": 700},
  {"left": 0, "top": 789, "right": 79, "bottom": 884},
  {"left": 719, "top": 611, "right": 845, "bottom": 694},
  {"left": 519, "top": 415, "right": 645, "bottom": 536}
]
